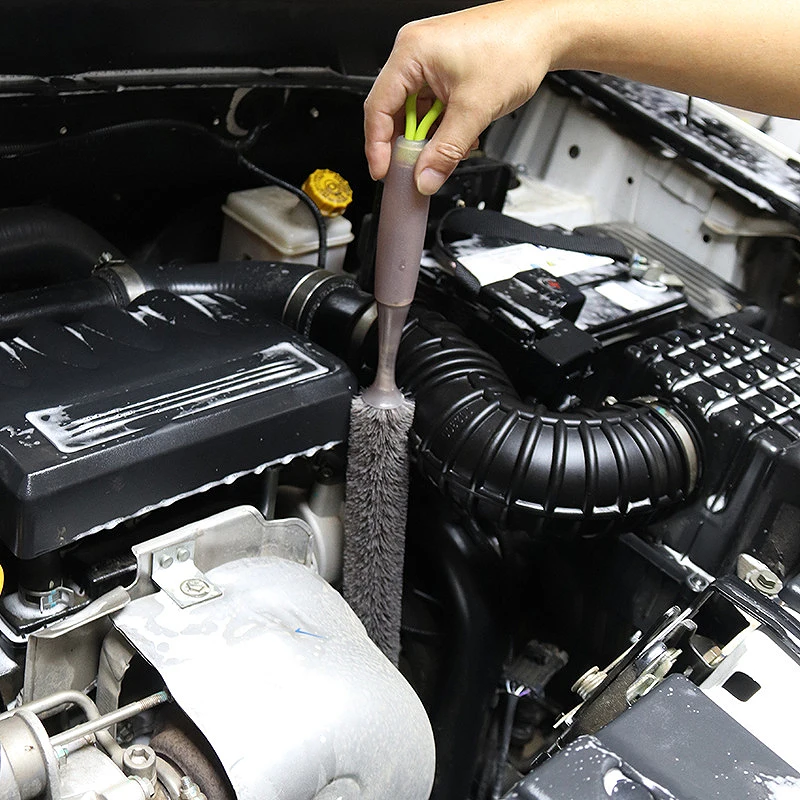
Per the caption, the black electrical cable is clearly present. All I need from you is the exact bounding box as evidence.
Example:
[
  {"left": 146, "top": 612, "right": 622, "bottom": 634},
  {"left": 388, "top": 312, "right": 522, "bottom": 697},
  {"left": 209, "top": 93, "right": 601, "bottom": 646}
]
[
  {"left": 236, "top": 154, "right": 327, "bottom": 271},
  {"left": 0, "top": 117, "right": 328, "bottom": 271}
]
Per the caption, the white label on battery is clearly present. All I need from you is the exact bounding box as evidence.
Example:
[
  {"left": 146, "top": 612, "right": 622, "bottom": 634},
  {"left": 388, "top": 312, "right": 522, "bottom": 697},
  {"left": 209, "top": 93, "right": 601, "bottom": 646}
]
[
  {"left": 458, "top": 242, "right": 613, "bottom": 286},
  {"left": 595, "top": 281, "right": 651, "bottom": 312}
]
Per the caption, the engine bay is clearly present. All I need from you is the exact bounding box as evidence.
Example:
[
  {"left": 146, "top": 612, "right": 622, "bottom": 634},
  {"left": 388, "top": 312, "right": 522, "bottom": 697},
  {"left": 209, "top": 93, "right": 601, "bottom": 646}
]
[{"left": 0, "top": 34, "right": 800, "bottom": 800}]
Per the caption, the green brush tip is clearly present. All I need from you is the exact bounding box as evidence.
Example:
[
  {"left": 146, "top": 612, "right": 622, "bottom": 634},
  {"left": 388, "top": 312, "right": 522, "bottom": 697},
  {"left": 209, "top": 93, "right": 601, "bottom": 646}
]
[
  {"left": 414, "top": 98, "right": 444, "bottom": 140},
  {"left": 405, "top": 93, "right": 418, "bottom": 141}
]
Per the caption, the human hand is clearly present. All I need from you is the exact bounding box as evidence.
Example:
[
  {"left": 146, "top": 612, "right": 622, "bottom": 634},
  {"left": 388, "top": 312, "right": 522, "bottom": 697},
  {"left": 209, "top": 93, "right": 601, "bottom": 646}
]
[{"left": 364, "top": 0, "right": 561, "bottom": 195}]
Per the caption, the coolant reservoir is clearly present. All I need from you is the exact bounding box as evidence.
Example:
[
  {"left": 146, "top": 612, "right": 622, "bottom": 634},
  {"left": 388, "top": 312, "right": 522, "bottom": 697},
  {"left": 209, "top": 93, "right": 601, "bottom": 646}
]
[{"left": 220, "top": 169, "right": 354, "bottom": 271}]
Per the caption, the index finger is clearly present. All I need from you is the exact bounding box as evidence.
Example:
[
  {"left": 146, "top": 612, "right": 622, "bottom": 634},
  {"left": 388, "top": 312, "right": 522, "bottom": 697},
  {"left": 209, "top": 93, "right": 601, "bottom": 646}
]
[{"left": 364, "top": 59, "right": 425, "bottom": 180}]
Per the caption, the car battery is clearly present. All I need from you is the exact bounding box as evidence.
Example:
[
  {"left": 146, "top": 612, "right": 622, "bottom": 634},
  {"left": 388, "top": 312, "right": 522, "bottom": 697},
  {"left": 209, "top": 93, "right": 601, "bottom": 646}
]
[{"left": 419, "top": 208, "right": 687, "bottom": 402}]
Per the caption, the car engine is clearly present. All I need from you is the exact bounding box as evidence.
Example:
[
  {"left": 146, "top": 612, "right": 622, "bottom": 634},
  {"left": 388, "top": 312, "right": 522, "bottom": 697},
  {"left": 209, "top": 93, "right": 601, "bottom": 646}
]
[{"left": 0, "top": 6, "right": 800, "bottom": 799}]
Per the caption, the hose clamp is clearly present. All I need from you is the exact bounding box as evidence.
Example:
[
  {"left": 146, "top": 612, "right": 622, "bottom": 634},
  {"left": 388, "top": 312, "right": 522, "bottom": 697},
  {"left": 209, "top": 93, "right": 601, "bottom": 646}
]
[
  {"left": 637, "top": 397, "right": 700, "bottom": 493},
  {"left": 282, "top": 270, "right": 338, "bottom": 332},
  {"left": 95, "top": 263, "right": 147, "bottom": 304},
  {"left": 348, "top": 301, "right": 378, "bottom": 366}
]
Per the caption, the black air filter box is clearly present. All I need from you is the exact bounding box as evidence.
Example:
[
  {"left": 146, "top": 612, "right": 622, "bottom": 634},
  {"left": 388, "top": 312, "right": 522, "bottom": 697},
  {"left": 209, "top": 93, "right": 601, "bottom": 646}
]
[
  {"left": 0, "top": 291, "right": 354, "bottom": 558},
  {"left": 628, "top": 318, "right": 800, "bottom": 574}
]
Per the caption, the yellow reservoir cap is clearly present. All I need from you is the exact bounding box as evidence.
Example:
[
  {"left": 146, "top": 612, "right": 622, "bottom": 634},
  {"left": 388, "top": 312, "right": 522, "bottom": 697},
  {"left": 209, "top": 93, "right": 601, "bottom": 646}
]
[
  {"left": 302, "top": 169, "right": 353, "bottom": 217},
  {"left": 0, "top": 563, "right": 4, "bottom": 595}
]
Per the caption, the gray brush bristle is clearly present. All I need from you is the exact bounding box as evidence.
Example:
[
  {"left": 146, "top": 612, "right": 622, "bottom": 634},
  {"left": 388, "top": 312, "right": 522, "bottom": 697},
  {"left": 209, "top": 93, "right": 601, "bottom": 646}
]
[{"left": 343, "top": 394, "right": 415, "bottom": 665}]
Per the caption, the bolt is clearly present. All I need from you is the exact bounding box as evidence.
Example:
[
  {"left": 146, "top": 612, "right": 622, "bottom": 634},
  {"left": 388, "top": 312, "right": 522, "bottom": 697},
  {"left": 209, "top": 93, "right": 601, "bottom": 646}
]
[
  {"left": 179, "top": 776, "right": 208, "bottom": 800},
  {"left": 703, "top": 645, "right": 725, "bottom": 668},
  {"left": 128, "top": 746, "right": 148, "bottom": 763},
  {"left": 686, "top": 574, "right": 708, "bottom": 593},
  {"left": 158, "top": 554, "right": 173, "bottom": 569},
  {"left": 176, "top": 547, "right": 190, "bottom": 563},
  {"left": 741, "top": 559, "right": 782, "bottom": 596},
  {"left": 180, "top": 578, "right": 210, "bottom": 598},
  {"left": 571, "top": 665, "right": 607, "bottom": 700},
  {"left": 123, "top": 744, "right": 157, "bottom": 782}
]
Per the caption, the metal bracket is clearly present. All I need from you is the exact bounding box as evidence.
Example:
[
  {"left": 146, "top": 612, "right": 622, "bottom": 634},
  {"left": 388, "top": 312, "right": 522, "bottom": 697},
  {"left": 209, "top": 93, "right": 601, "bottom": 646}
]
[{"left": 151, "top": 541, "right": 222, "bottom": 609}]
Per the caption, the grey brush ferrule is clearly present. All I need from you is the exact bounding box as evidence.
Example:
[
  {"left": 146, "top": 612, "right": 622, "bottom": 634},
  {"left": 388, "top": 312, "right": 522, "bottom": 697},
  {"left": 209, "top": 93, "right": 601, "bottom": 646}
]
[{"left": 362, "top": 303, "right": 410, "bottom": 409}]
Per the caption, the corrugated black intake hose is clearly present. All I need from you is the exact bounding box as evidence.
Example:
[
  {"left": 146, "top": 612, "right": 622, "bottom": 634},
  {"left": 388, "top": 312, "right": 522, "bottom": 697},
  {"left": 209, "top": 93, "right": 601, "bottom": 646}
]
[
  {"left": 0, "top": 207, "right": 124, "bottom": 291},
  {"left": 396, "top": 310, "right": 699, "bottom": 528}
]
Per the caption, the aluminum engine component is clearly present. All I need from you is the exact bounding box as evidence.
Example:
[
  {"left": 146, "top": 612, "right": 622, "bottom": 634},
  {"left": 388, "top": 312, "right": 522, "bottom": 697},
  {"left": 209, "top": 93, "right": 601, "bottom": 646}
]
[
  {"left": 0, "top": 710, "right": 59, "bottom": 800},
  {"left": 0, "top": 689, "right": 168, "bottom": 800},
  {"left": 113, "top": 542, "right": 435, "bottom": 800},
  {"left": 58, "top": 745, "right": 154, "bottom": 800}
]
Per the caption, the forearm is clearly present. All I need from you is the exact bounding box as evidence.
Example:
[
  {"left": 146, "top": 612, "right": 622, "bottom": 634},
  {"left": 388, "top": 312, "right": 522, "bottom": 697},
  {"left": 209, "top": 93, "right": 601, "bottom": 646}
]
[{"left": 551, "top": 0, "right": 800, "bottom": 118}]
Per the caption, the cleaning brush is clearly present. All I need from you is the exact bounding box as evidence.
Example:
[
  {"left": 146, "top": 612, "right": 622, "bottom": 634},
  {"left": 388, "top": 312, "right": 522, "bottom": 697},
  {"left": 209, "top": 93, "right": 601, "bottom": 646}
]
[{"left": 343, "top": 94, "right": 444, "bottom": 664}]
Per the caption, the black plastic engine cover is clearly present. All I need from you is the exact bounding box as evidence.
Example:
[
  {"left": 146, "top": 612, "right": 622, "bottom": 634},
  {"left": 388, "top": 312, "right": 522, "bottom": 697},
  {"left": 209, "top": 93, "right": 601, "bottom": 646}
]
[{"left": 0, "top": 291, "right": 354, "bottom": 558}]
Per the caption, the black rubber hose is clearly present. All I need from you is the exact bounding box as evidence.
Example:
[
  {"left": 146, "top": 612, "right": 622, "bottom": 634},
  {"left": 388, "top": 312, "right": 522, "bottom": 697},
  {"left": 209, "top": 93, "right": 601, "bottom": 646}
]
[
  {"left": 396, "top": 310, "right": 697, "bottom": 528},
  {"left": 0, "top": 262, "right": 310, "bottom": 333},
  {"left": 0, "top": 207, "right": 124, "bottom": 291},
  {"left": 0, "top": 279, "right": 118, "bottom": 332},
  {"left": 98, "top": 261, "right": 367, "bottom": 332},
  {"left": 407, "top": 504, "right": 510, "bottom": 800},
  {"left": 103, "top": 261, "right": 317, "bottom": 317},
  {"left": 0, "top": 260, "right": 365, "bottom": 335}
]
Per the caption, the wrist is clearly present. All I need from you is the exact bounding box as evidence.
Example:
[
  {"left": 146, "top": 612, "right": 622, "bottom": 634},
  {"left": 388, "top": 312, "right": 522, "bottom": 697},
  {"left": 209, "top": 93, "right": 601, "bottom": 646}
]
[
  {"left": 501, "top": 0, "right": 584, "bottom": 73},
  {"left": 540, "top": 0, "right": 592, "bottom": 71}
]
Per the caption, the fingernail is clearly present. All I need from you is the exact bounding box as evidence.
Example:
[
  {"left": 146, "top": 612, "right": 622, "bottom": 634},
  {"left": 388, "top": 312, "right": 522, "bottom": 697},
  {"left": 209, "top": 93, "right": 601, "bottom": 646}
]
[{"left": 417, "top": 168, "right": 446, "bottom": 196}]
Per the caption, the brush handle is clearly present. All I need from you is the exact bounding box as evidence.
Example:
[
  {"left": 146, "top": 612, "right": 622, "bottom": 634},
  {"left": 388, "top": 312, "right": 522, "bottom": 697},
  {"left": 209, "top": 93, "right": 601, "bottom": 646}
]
[{"left": 374, "top": 137, "right": 430, "bottom": 308}]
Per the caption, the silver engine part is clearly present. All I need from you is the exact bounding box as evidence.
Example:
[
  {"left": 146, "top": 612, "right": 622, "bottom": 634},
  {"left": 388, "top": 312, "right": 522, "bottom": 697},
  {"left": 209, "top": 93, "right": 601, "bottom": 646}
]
[{"left": 1, "top": 506, "right": 435, "bottom": 800}]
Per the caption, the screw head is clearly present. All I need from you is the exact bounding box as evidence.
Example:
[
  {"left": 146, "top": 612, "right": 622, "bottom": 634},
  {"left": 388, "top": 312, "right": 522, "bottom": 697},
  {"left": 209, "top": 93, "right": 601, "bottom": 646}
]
[
  {"left": 686, "top": 574, "right": 708, "bottom": 592},
  {"left": 176, "top": 547, "right": 191, "bottom": 563},
  {"left": 751, "top": 569, "right": 782, "bottom": 596},
  {"left": 180, "top": 578, "right": 210, "bottom": 598},
  {"left": 756, "top": 572, "right": 777, "bottom": 590},
  {"left": 158, "top": 554, "right": 174, "bottom": 569},
  {"left": 123, "top": 744, "right": 156, "bottom": 781},
  {"left": 128, "top": 746, "right": 149, "bottom": 763}
]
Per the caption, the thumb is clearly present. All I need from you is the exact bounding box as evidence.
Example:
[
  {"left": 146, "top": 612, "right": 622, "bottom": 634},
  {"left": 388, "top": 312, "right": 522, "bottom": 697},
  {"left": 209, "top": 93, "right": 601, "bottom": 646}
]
[{"left": 415, "top": 98, "right": 489, "bottom": 195}]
